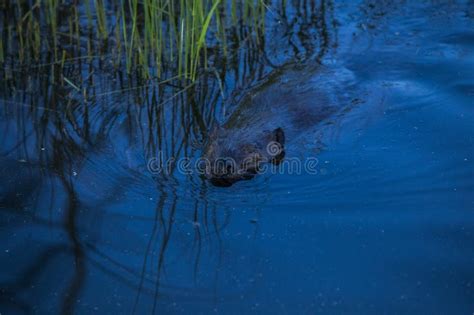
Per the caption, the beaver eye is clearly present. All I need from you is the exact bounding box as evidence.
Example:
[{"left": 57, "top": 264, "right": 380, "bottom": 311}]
[{"left": 224, "top": 160, "right": 236, "bottom": 173}]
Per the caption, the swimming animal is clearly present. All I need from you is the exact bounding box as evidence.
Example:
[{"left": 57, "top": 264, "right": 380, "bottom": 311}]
[{"left": 202, "top": 63, "right": 356, "bottom": 187}]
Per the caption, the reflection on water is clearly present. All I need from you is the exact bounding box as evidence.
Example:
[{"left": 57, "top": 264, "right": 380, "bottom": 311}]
[{"left": 1, "top": 1, "right": 474, "bottom": 314}]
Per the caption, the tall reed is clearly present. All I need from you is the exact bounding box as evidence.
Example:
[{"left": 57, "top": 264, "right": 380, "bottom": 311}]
[{"left": 0, "top": 0, "right": 267, "bottom": 80}]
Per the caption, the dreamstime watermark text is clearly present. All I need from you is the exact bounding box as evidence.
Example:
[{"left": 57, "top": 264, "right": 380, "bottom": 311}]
[{"left": 147, "top": 141, "right": 326, "bottom": 176}]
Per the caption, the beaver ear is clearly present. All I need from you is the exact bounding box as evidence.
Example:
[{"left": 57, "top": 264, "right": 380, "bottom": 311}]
[
  {"left": 273, "top": 127, "right": 285, "bottom": 146},
  {"left": 270, "top": 127, "right": 285, "bottom": 165}
]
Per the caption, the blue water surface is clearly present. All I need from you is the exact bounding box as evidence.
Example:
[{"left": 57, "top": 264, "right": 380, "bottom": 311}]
[{"left": 1, "top": 1, "right": 473, "bottom": 314}]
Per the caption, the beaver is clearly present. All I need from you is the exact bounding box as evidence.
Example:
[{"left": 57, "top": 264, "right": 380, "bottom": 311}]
[{"left": 202, "top": 63, "right": 357, "bottom": 187}]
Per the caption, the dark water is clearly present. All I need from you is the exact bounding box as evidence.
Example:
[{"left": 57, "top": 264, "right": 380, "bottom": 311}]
[{"left": 1, "top": 1, "right": 474, "bottom": 314}]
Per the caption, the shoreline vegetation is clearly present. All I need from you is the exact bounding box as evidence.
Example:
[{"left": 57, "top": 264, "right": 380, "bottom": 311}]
[
  {"left": 1, "top": 0, "right": 268, "bottom": 80},
  {"left": 0, "top": 1, "right": 328, "bottom": 173}
]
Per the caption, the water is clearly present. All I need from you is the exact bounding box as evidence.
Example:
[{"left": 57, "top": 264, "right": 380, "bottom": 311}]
[{"left": 1, "top": 1, "right": 474, "bottom": 314}]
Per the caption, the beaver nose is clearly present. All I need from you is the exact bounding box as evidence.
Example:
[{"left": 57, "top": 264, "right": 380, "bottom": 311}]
[{"left": 210, "top": 177, "right": 235, "bottom": 187}]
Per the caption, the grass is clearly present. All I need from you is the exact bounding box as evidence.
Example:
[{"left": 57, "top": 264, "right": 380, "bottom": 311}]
[
  {"left": 1, "top": 0, "right": 267, "bottom": 81},
  {"left": 0, "top": 0, "right": 327, "bottom": 189}
]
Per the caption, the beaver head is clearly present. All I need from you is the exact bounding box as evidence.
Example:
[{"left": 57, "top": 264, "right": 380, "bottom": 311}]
[{"left": 201, "top": 126, "right": 285, "bottom": 187}]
